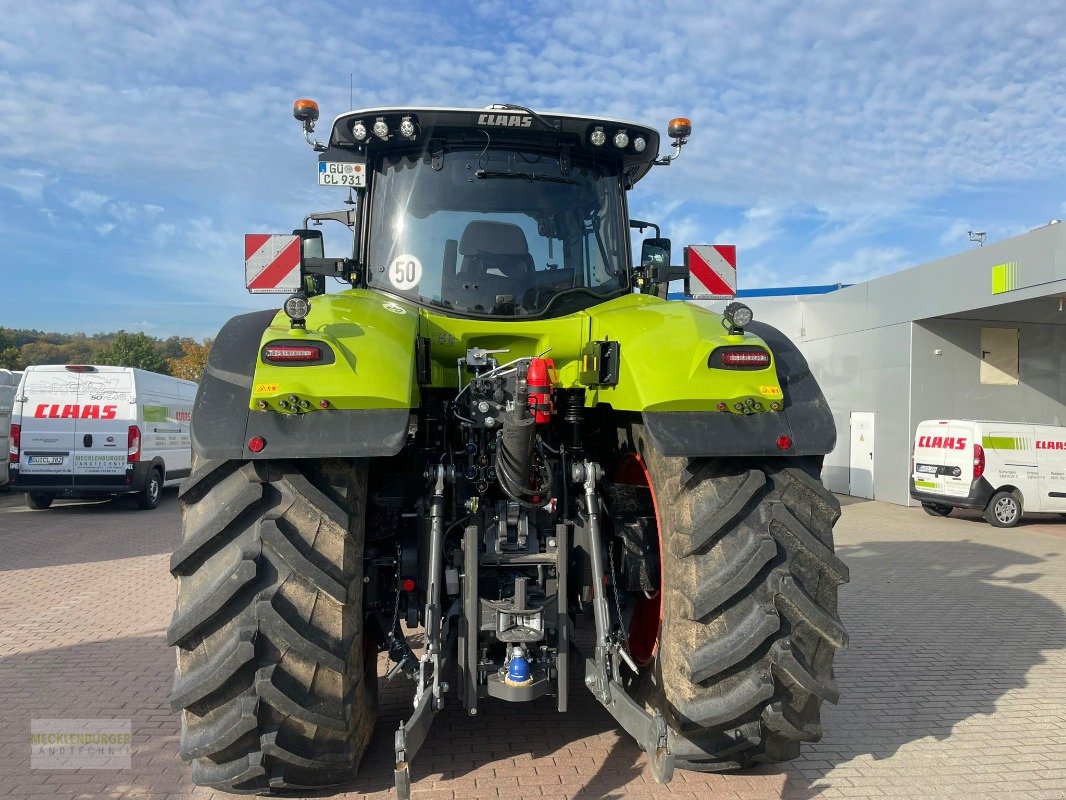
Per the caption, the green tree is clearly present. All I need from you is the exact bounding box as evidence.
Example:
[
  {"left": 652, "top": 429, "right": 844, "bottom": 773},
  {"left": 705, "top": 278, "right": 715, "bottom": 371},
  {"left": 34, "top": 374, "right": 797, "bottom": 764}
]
[
  {"left": 167, "top": 338, "right": 213, "bottom": 381},
  {"left": 0, "top": 346, "right": 20, "bottom": 370},
  {"left": 93, "top": 331, "right": 171, "bottom": 375},
  {"left": 19, "top": 341, "right": 69, "bottom": 367}
]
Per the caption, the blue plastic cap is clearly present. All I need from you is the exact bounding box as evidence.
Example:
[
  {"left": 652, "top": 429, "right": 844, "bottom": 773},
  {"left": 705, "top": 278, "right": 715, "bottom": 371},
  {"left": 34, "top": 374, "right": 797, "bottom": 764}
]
[{"left": 506, "top": 654, "right": 531, "bottom": 685}]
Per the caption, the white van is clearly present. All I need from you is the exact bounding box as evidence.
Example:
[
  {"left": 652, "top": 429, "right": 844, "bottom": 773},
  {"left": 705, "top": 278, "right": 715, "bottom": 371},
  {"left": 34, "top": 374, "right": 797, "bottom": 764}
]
[
  {"left": 910, "top": 419, "right": 1066, "bottom": 528},
  {"left": 0, "top": 369, "right": 22, "bottom": 487},
  {"left": 8, "top": 365, "right": 196, "bottom": 510}
]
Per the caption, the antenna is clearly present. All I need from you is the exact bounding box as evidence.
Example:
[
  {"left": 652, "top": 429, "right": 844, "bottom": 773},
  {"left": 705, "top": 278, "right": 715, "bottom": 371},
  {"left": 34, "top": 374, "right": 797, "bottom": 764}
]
[
  {"left": 349, "top": 73, "right": 353, "bottom": 111},
  {"left": 968, "top": 230, "right": 986, "bottom": 247}
]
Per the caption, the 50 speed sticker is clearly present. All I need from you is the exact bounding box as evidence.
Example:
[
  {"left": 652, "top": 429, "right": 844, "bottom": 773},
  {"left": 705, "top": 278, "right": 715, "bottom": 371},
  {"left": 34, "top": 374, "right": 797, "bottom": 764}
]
[{"left": 389, "top": 254, "right": 422, "bottom": 290}]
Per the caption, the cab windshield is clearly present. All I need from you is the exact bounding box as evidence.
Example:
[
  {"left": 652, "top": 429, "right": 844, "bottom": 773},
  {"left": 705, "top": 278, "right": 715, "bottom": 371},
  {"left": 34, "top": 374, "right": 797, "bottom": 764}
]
[{"left": 366, "top": 148, "right": 628, "bottom": 317}]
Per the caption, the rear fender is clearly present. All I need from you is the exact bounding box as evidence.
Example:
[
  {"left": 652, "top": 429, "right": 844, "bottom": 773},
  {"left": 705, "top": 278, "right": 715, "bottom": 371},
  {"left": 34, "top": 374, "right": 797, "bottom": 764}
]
[
  {"left": 640, "top": 320, "right": 836, "bottom": 457},
  {"left": 192, "top": 302, "right": 414, "bottom": 460}
]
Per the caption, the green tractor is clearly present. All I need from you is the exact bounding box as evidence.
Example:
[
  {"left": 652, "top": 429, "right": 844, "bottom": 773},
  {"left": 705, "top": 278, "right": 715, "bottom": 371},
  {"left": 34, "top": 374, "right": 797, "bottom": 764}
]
[{"left": 168, "top": 100, "right": 848, "bottom": 797}]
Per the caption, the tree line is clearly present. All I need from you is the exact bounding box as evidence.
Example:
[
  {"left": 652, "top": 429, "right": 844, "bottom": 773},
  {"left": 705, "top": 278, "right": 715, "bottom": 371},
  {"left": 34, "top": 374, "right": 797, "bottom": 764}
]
[{"left": 0, "top": 328, "right": 212, "bottom": 382}]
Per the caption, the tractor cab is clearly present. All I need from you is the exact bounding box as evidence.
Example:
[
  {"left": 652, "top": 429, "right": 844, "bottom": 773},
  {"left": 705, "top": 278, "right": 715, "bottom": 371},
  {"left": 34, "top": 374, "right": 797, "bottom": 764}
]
[{"left": 291, "top": 103, "right": 691, "bottom": 318}]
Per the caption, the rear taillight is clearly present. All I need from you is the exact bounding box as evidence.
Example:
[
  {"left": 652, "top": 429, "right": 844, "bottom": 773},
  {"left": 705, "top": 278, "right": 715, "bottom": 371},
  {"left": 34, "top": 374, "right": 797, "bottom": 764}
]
[
  {"left": 128, "top": 425, "right": 141, "bottom": 463},
  {"left": 717, "top": 349, "right": 771, "bottom": 368},
  {"left": 9, "top": 423, "right": 20, "bottom": 464},
  {"left": 264, "top": 344, "right": 322, "bottom": 362},
  {"left": 973, "top": 443, "right": 985, "bottom": 480}
]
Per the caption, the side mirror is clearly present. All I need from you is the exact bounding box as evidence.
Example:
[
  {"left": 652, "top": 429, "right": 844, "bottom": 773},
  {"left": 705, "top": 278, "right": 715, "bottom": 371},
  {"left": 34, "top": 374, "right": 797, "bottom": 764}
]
[
  {"left": 640, "top": 237, "right": 672, "bottom": 281},
  {"left": 293, "top": 229, "right": 326, "bottom": 296}
]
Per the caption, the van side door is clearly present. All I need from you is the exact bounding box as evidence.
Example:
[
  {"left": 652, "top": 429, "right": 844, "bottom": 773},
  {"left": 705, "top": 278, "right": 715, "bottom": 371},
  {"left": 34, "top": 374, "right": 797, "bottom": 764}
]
[
  {"left": 1035, "top": 429, "right": 1066, "bottom": 513},
  {"left": 981, "top": 426, "right": 1038, "bottom": 508}
]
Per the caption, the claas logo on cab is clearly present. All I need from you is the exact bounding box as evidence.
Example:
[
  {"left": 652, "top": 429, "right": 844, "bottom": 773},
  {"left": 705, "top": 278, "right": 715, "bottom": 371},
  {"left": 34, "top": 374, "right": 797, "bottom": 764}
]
[{"left": 34, "top": 404, "right": 119, "bottom": 420}]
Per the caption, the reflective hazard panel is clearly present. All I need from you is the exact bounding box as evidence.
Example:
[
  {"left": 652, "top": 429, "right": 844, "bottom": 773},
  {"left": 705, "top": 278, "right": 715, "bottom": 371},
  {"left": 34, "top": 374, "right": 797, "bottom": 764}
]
[
  {"left": 685, "top": 245, "right": 736, "bottom": 299},
  {"left": 245, "top": 234, "right": 301, "bottom": 294}
]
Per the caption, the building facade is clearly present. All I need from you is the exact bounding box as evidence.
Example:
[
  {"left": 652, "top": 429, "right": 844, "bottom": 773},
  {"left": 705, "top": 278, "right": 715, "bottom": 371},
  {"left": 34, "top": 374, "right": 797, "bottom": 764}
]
[{"left": 695, "top": 221, "right": 1066, "bottom": 505}]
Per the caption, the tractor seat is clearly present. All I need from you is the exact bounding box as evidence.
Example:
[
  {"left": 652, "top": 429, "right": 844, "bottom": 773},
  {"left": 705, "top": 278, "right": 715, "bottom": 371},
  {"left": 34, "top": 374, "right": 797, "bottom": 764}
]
[
  {"left": 457, "top": 221, "right": 534, "bottom": 282},
  {"left": 449, "top": 221, "right": 535, "bottom": 311}
]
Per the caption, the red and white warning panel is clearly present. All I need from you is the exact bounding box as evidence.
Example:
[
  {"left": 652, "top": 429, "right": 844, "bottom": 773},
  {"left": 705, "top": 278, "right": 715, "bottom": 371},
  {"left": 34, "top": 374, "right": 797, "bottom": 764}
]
[
  {"left": 245, "top": 234, "right": 301, "bottom": 294},
  {"left": 685, "top": 245, "right": 737, "bottom": 299}
]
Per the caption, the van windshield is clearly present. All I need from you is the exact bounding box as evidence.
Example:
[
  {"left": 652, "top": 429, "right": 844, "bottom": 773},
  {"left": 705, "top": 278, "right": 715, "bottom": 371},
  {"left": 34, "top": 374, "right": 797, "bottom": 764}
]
[{"left": 366, "top": 149, "right": 628, "bottom": 317}]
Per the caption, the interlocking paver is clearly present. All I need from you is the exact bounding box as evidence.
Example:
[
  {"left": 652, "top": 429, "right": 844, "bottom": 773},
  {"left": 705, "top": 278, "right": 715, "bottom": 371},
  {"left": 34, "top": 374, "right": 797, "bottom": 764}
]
[{"left": 0, "top": 491, "right": 1063, "bottom": 799}]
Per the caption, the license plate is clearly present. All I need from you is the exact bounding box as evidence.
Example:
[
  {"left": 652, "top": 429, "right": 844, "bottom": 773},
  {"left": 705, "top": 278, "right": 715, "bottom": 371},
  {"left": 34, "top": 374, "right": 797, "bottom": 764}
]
[
  {"left": 28, "top": 456, "right": 64, "bottom": 465},
  {"left": 318, "top": 161, "right": 366, "bottom": 187},
  {"left": 916, "top": 464, "right": 938, "bottom": 474}
]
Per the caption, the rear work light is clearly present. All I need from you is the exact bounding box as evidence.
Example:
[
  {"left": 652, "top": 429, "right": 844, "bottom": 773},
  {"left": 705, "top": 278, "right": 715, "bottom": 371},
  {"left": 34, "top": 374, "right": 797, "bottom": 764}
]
[
  {"left": 973, "top": 443, "right": 985, "bottom": 480},
  {"left": 718, "top": 349, "right": 771, "bottom": 368},
  {"left": 9, "top": 423, "right": 20, "bottom": 464},
  {"left": 264, "top": 344, "right": 322, "bottom": 362},
  {"left": 128, "top": 425, "right": 141, "bottom": 463}
]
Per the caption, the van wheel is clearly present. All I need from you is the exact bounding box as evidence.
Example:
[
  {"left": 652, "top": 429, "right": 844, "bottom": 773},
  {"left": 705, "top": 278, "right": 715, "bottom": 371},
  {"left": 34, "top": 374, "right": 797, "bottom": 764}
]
[
  {"left": 137, "top": 469, "right": 163, "bottom": 510},
  {"left": 26, "top": 493, "right": 54, "bottom": 510},
  {"left": 921, "top": 502, "right": 952, "bottom": 517},
  {"left": 984, "top": 491, "right": 1021, "bottom": 528}
]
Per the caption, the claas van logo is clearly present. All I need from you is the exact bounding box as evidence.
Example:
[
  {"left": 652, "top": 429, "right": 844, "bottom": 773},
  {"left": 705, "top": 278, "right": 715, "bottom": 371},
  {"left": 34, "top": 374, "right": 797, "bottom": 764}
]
[
  {"left": 1037, "top": 441, "right": 1066, "bottom": 450},
  {"left": 34, "top": 404, "right": 118, "bottom": 420},
  {"left": 917, "top": 435, "right": 968, "bottom": 449}
]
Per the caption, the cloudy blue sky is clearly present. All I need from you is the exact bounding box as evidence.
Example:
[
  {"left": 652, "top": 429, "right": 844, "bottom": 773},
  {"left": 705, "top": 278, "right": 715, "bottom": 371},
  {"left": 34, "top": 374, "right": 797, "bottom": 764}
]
[{"left": 1, "top": 0, "right": 1064, "bottom": 338}]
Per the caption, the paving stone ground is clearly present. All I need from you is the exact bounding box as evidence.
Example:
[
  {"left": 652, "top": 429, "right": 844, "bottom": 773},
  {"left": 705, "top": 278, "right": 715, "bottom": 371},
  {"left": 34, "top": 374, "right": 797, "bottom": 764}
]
[{"left": 0, "top": 489, "right": 1063, "bottom": 800}]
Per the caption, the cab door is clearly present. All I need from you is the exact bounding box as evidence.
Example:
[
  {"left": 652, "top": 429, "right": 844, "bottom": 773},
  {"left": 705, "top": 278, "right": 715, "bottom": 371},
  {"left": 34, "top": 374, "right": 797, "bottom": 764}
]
[{"left": 72, "top": 370, "right": 133, "bottom": 490}]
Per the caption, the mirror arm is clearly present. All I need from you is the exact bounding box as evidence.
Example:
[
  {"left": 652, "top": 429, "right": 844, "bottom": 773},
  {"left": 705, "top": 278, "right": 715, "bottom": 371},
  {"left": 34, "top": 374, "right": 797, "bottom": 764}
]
[
  {"left": 629, "top": 219, "right": 661, "bottom": 238},
  {"left": 304, "top": 208, "right": 359, "bottom": 231},
  {"left": 302, "top": 257, "right": 351, "bottom": 277}
]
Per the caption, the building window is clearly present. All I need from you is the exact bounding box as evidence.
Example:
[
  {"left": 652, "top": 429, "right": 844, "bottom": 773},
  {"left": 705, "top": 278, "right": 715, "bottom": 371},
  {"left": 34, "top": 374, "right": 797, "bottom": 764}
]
[{"left": 980, "top": 327, "right": 1019, "bottom": 385}]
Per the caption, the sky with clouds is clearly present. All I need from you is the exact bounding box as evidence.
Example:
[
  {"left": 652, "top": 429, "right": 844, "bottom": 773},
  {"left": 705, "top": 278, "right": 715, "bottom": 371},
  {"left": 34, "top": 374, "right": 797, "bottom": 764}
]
[{"left": 1, "top": 0, "right": 1063, "bottom": 337}]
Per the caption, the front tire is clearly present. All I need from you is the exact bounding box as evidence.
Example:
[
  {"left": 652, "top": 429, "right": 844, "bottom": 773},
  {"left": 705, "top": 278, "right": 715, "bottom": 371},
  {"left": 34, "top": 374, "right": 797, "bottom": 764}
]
[
  {"left": 984, "top": 490, "right": 1022, "bottom": 528},
  {"left": 638, "top": 445, "right": 848, "bottom": 771},
  {"left": 26, "top": 493, "right": 54, "bottom": 510},
  {"left": 922, "top": 502, "right": 952, "bottom": 517},
  {"left": 168, "top": 457, "right": 377, "bottom": 793}
]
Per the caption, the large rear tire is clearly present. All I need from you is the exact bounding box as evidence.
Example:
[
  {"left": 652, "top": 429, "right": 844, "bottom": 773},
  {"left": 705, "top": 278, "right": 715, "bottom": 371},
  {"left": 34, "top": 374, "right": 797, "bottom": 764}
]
[
  {"left": 168, "top": 456, "right": 377, "bottom": 793},
  {"left": 637, "top": 444, "right": 849, "bottom": 771}
]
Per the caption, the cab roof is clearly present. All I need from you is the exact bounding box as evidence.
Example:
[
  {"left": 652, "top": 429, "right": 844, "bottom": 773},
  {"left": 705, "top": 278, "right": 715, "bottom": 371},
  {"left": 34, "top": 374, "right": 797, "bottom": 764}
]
[{"left": 326, "top": 106, "right": 662, "bottom": 186}]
